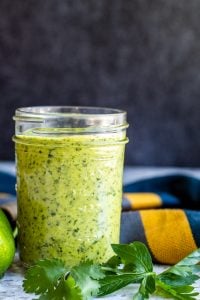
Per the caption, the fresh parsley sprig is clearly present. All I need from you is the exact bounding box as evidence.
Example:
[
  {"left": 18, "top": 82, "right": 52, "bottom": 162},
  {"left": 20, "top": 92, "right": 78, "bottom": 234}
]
[{"left": 23, "top": 242, "right": 200, "bottom": 299}]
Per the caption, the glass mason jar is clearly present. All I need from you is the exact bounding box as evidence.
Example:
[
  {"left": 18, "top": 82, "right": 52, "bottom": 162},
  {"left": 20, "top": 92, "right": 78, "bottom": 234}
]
[{"left": 13, "top": 106, "right": 128, "bottom": 266}]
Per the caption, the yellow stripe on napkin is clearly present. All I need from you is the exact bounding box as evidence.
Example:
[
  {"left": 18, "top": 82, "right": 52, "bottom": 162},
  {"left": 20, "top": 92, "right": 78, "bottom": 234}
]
[
  {"left": 140, "top": 209, "right": 197, "bottom": 264},
  {"left": 124, "top": 193, "right": 162, "bottom": 209}
]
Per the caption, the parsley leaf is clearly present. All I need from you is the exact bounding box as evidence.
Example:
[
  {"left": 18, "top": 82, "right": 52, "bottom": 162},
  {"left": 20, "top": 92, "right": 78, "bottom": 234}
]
[
  {"left": 165, "top": 248, "right": 200, "bottom": 276},
  {"left": 111, "top": 241, "right": 153, "bottom": 273},
  {"left": 156, "top": 279, "right": 199, "bottom": 300},
  {"left": 133, "top": 275, "right": 156, "bottom": 300},
  {"left": 98, "top": 273, "right": 144, "bottom": 296},
  {"left": 98, "top": 242, "right": 155, "bottom": 297},
  {"left": 156, "top": 248, "right": 200, "bottom": 300}
]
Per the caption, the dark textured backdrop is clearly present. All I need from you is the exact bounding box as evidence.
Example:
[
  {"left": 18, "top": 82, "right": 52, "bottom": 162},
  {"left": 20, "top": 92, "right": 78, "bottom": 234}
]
[{"left": 0, "top": 0, "right": 199, "bottom": 166}]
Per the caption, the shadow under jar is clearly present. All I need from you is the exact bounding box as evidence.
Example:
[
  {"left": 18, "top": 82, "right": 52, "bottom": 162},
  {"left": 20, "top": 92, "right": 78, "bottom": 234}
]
[{"left": 13, "top": 106, "right": 128, "bottom": 267}]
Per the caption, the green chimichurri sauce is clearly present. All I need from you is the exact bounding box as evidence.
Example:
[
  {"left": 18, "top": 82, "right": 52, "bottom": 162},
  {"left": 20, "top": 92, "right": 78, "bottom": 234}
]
[{"left": 15, "top": 131, "right": 126, "bottom": 266}]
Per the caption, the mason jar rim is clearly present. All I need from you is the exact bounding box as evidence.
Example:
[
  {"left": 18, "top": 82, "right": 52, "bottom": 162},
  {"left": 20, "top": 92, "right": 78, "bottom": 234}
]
[
  {"left": 13, "top": 106, "right": 128, "bottom": 128},
  {"left": 15, "top": 106, "right": 126, "bottom": 115}
]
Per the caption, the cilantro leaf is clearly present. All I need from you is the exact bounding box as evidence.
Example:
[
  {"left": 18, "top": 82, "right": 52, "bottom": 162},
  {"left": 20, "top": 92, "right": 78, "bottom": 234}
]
[
  {"left": 43, "top": 275, "right": 82, "bottom": 300},
  {"left": 71, "top": 261, "right": 105, "bottom": 299},
  {"left": 111, "top": 241, "right": 153, "bottom": 273},
  {"left": 23, "top": 259, "right": 67, "bottom": 295},
  {"left": 23, "top": 259, "right": 82, "bottom": 300}
]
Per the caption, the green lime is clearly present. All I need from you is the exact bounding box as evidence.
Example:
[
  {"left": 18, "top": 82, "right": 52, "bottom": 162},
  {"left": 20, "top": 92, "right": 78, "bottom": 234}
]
[{"left": 0, "top": 209, "right": 15, "bottom": 277}]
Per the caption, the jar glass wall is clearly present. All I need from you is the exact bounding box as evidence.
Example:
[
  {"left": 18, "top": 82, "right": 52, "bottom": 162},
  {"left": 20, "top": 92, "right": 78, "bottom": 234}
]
[{"left": 13, "top": 106, "right": 128, "bottom": 266}]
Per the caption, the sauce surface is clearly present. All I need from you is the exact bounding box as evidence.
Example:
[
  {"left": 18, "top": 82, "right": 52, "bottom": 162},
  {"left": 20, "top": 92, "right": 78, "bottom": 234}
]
[{"left": 15, "top": 131, "right": 126, "bottom": 266}]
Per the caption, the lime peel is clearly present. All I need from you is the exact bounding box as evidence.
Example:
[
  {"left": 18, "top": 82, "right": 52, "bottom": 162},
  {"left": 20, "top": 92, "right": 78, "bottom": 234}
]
[{"left": 0, "top": 209, "right": 15, "bottom": 277}]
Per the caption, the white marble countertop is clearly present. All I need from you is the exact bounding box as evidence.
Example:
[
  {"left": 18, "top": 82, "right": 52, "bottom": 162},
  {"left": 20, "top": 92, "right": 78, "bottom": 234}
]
[{"left": 1, "top": 164, "right": 200, "bottom": 299}]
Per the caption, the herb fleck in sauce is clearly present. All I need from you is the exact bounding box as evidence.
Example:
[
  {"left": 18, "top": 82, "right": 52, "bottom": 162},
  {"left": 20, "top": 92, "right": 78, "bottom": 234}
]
[{"left": 16, "top": 132, "right": 126, "bottom": 266}]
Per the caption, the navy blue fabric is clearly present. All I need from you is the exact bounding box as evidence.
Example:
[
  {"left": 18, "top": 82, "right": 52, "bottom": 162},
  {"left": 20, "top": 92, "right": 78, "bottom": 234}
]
[
  {"left": 185, "top": 210, "right": 200, "bottom": 248},
  {"left": 124, "top": 175, "right": 200, "bottom": 209},
  {"left": 158, "top": 192, "right": 181, "bottom": 207},
  {"left": 120, "top": 211, "right": 146, "bottom": 244},
  {"left": 0, "top": 172, "right": 16, "bottom": 195}
]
